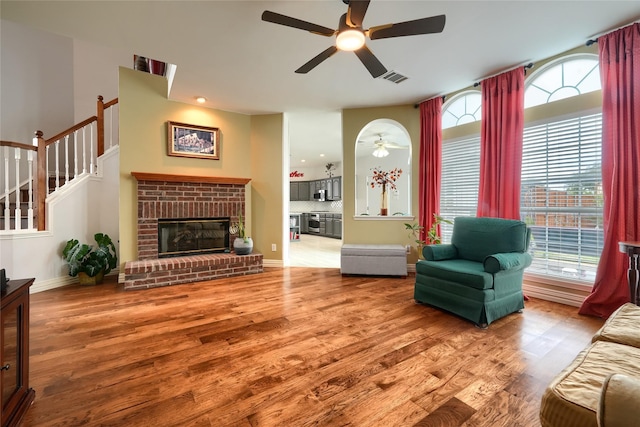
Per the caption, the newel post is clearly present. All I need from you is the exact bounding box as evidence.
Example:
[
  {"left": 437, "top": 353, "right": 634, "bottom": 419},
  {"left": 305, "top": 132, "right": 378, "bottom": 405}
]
[
  {"left": 34, "top": 130, "right": 46, "bottom": 231},
  {"left": 97, "top": 95, "right": 105, "bottom": 157}
]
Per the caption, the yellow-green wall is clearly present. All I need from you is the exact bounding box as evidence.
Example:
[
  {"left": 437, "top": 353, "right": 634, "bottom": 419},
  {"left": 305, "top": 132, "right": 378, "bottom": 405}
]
[
  {"left": 342, "top": 104, "right": 421, "bottom": 262},
  {"left": 118, "top": 67, "right": 283, "bottom": 266}
]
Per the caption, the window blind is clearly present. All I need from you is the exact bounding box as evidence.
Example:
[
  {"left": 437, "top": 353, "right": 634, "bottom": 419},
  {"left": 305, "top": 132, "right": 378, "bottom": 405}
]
[{"left": 521, "top": 113, "right": 603, "bottom": 282}]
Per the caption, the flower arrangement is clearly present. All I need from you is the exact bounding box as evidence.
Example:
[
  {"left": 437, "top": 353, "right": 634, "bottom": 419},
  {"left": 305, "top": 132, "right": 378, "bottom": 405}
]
[{"left": 370, "top": 167, "right": 403, "bottom": 191}]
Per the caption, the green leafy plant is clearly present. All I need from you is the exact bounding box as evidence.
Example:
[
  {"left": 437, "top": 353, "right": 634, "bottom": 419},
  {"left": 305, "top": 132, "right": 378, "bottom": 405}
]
[
  {"left": 229, "top": 211, "right": 249, "bottom": 242},
  {"left": 426, "top": 214, "right": 453, "bottom": 245},
  {"left": 62, "top": 233, "right": 117, "bottom": 277},
  {"left": 404, "top": 214, "right": 453, "bottom": 248}
]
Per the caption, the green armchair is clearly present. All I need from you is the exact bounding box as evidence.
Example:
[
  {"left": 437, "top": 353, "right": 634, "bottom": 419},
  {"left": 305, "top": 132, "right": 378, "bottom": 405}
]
[{"left": 414, "top": 216, "right": 532, "bottom": 327}]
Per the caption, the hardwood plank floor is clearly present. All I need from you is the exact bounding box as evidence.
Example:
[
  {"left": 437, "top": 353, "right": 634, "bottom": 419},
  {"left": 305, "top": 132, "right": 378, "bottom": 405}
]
[{"left": 22, "top": 268, "right": 603, "bottom": 426}]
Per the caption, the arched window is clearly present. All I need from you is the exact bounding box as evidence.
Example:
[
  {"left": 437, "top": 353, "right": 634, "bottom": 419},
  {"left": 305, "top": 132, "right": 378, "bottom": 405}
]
[
  {"left": 521, "top": 54, "right": 603, "bottom": 283},
  {"left": 525, "top": 54, "right": 600, "bottom": 108},
  {"left": 442, "top": 91, "right": 482, "bottom": 129}
]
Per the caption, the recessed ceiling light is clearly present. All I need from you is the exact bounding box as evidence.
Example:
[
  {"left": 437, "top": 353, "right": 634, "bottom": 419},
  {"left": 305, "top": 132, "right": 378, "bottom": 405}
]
[
  {"left": 320, "top": 154, "right": 325, "bottom": 157},
  {"left": 301, "top": 159, "right": 306, "bottom": 163},
  {"left": 196, "top": 96, "right": 206, "bottom": 103}
]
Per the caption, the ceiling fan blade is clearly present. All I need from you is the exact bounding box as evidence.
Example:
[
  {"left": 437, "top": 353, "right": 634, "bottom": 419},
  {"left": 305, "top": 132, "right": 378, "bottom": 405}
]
[
  {"left": 295, "top": 46, "right": 339, "bottom": 74},
  {"left": 346, "top": 0, "right": 370, "bottom": 28},
  {"left": 369, "top": 15, "right": 446, "bottom": 40},
  {"left": 354, "top": 45, "right": 387, "bottom": 78},
  {"left": 262, "top": 10, "right": 335, "bottom": 36}
]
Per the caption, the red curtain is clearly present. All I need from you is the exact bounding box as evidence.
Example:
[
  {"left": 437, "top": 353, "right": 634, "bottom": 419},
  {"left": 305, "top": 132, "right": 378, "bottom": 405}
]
[
  {"left": 419, "top": 97, "right": 443, "bottom": 241},
  {"left": 579, "top": 23, "right": 640, "bottom": 318},
  {"left": 476, "top": 68, "right": 525, "bottom": 219}
]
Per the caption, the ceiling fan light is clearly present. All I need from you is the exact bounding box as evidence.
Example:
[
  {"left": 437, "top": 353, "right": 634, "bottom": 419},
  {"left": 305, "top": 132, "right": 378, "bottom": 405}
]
[
  {"left": 336, "top": 29, "right": 365, "bottom": 51},
  {"left": 372, "top": 146, "right": 389, "bottom": 158}
]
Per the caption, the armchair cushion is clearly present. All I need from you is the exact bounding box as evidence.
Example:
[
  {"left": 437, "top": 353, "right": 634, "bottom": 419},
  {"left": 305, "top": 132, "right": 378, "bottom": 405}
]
[
  {"left": 416, "top": 259, "right": 493, "bottom": 290},
  {"left": 423, "top": 243, "right": 457, "bottom": 261},
  {"left": 483, "top": 252, "right": 532, "bottom": 274},
  {"left": 452, "top": 216, "right": 529, "bottom": 262}
]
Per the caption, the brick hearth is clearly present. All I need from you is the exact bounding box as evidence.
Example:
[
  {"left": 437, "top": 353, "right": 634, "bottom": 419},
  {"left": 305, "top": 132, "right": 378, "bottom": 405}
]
[{"left": 123, "top": 173, "right": 263, "bottom": 290}]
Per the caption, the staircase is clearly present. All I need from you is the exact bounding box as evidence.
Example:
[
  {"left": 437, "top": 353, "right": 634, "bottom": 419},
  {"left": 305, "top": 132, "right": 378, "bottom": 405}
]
[{"left": 0, "top": 96, "right": 118, "bottom": 232}]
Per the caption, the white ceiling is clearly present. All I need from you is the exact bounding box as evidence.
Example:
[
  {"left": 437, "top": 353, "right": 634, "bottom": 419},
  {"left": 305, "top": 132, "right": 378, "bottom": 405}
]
[{"left": 3, "top": 1, "right": 639, "bottom": 169}]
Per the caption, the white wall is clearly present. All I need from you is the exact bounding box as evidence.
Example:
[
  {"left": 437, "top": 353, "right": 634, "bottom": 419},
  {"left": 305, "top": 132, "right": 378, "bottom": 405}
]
[{"left": 0, "top": 19, "right": 75, "bottom": 142}]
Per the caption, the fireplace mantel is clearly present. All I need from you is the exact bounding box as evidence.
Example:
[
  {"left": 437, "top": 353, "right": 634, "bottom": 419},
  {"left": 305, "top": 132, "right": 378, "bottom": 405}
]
[{"left": 131, "top": 172, "right": 251, "bottom": 186}]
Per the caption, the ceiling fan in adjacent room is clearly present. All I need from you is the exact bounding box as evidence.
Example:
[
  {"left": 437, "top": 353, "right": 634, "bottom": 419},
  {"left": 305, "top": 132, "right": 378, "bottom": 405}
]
[
  {"left": 261, "top": 0, "right": 445, "bottom": 78},
  {"left": 359, "top": 134, "right": 408, "bottom": 157}
]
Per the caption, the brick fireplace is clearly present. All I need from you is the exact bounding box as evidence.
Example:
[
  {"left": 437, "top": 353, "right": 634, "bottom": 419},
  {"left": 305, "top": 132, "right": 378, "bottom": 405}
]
[{"left": 122, "top": 172, "right": 263, "bottom": 290}]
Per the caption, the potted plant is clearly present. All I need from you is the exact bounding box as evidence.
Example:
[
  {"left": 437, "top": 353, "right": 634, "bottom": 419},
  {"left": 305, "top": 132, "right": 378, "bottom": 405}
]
[
  {"left": 404, "top": 214, "right": 453, "bottom": 259},
  {"left": 230, "top": 211, "right": 253, "bottom": 255},
  {"left": 62, "top": 233, "right": 117, "bottom": 285}
]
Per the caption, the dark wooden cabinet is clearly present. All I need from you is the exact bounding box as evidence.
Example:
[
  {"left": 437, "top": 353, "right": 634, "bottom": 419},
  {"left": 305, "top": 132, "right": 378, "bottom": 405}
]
[{"left": 1, "top": 278, "right": 35, "bottom": 427}]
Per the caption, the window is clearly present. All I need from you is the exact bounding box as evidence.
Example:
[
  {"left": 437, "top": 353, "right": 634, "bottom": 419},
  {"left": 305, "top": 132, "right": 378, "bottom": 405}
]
[
  {"left": 525, "top": 54, "right": 600, "bottom": 108},
  {"left": 442, "top": 91, "right": 481, "bottom": 129},
  {"left": 521, "top": 114, "right": 603, "bottom": 282},
  {"left": 522, "top": 54, "right": 603, "bottom": 283},
  {"left": 440, "top": 91, "right": 482, "bottom": 240},
  {"left": 440, "top": 136, "right": 480, "bottom": 241}
]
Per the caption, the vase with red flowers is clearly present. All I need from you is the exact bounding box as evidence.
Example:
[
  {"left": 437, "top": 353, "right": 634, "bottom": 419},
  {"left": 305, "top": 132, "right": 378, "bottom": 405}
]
[{"left": 370, "top": 167, "right": 403, "bottom": 216}]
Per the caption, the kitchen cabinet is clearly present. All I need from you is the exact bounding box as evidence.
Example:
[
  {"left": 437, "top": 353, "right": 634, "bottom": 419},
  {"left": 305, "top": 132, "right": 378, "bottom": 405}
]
[
  {"left": 300, "top": 213, "right": 309, "bottom": 234},
  {"left": 332, "top": 214, "right": 342, "bottom": 238},
  {"left": 1, "top": 278, "right": 35, "bottom": 427},
  {"left": 331, "top": 177, "right": 341, "bottom": 201},
  {"left": 290, "top": 182, "right": 310, "bottom": 202}
]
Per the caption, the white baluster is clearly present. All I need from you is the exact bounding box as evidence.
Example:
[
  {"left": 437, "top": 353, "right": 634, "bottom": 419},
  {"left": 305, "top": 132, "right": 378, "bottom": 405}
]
[
  {"left": 64, "top": 134, "right": 69, "bottom": 186},
  {"left": 55, "top": 139, "right": 60, "bottom": 191},
  {"left": 27, "top": 150, "right": 34, "bottom": 230},
  {"left": 90, "top": 123, "right": 95, "bottom": 174},
  {"left": 82, "top": 127, "right": 87, "bottom": 174},
  {"left": 46, "top": 145, "right": 50, "bottom": 195},
  {"left": 14, "top": 148, "right": 21, "bottom": 230},
  {"left": 73, "top": 130, "right": 78, "bottom": 180},
  {"left": 3, "top": 146, "right": 9, "bottom": 230}
]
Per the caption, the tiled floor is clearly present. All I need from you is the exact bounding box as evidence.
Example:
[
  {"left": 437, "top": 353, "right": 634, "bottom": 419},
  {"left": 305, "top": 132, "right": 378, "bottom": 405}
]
[{"left": 289, "top": 233, "right": 341, "bottom": 268}]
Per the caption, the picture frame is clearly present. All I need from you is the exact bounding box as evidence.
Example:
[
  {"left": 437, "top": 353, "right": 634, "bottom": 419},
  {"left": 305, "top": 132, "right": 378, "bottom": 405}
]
[{"left": 167, "top": 121, "right": 220, "bottom": 160}]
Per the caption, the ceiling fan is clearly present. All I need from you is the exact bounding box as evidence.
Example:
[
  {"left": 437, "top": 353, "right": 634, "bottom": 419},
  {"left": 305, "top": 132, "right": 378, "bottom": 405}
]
[
  {"left": 360, "top": 135, "right": 407, "bottom": 157},
  {"left": 261, "top": 0, "right": 445, "bottom": 78}
]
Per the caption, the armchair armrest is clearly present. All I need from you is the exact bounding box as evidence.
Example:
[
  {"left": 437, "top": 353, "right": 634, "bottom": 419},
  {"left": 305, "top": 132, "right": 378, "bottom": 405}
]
[
  {"left": 483, "top": 252, "right": 532, "bottom": 274},
  {"left": 598, "top": 374, "right": 640, "bottom": 427},
  {"left": 423, "top": 244, "right": 457, "bottom": 261}
]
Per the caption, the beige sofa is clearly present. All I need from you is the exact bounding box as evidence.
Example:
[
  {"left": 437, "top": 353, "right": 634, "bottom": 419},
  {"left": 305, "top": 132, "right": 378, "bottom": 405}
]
[{"left": 540, "top": 303, "right": 640, "bottom": 427}]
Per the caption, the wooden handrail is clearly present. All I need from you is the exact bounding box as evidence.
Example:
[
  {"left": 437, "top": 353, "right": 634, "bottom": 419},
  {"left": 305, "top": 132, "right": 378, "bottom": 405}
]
[
  {"left": 104, "top": 97, "right": 118, "bottom": 108},
  {"left": 44, "top": 116, "right": 97, "bottom": 146},
  {"left": 0, "top": 140, "right": 37, "bottom": 151}
]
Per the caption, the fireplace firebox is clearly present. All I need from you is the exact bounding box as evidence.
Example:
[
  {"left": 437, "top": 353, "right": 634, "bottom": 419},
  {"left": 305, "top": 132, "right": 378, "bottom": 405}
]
[{"left": 158, "top": 217, "right": 230, "bottom": 258}]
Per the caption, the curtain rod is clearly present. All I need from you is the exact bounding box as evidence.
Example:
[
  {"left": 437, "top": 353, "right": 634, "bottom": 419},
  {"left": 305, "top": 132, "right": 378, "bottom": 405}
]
[
  {"left": 413, "top": 61, "right": 534, "bottom": 108},
  {"left": 586, "top": 20, "right": 640, "bottom": 46},
  {"left": 413, "top": 95, "right": 446, "bottom": 109},
  {"left": 472, "top": 62, "right": 534, "bottom": 87}
]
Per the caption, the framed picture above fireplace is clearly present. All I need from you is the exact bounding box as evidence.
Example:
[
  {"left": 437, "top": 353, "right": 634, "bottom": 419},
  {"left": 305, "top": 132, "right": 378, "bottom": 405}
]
[{"left": 167, "top": 121, "right": 220, "bottom": 160}]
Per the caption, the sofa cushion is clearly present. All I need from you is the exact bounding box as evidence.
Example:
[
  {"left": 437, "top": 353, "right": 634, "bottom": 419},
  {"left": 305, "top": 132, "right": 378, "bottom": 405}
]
[
  {"left": 540, "top": 340, "right": 640, "bottom": 427},
  {"left": 451, "top": 217, "right": 529, "bottom": 262},
  {"left": 416, "top": 259, "right": 493, "bottom": 290},
  {"left": 591, "top": 303, "right": 640, "bottom": 349}
]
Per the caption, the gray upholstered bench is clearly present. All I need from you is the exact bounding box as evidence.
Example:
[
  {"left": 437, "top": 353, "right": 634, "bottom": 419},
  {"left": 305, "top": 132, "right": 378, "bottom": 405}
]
[{"left": 340, "top": 244, "right": 407, "bottom": 277}]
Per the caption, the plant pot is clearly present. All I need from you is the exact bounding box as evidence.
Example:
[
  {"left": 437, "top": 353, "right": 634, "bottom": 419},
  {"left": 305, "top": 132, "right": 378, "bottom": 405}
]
[
  {"left": 78, "top": 270, "right": 104, "bottom": 286},
  {"left": 233, "top": 237, "right": 253, "bottom": 255}
]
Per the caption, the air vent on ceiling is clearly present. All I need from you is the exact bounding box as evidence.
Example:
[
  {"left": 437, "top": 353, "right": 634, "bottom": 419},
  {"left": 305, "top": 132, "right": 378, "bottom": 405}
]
[{"left": 380, "top": 70, "right": 409, "bottom": 84}]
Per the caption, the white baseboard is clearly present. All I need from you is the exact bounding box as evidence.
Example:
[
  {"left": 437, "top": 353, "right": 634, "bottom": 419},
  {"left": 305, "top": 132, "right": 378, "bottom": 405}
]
[
  {"left": 30, "top": 270, "right": 120, "bottom": 293},
  {"left": 523, "top": 282, "right": 587, "bottom": 307},
  {"left": 263, "top": 259, "right": 283, "bottom": 268}
]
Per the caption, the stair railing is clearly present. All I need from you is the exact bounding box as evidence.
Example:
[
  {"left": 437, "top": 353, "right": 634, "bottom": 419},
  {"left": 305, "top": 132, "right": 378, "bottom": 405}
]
[{"left": 0, "top": 96, "right": 118, "bottom": 232}]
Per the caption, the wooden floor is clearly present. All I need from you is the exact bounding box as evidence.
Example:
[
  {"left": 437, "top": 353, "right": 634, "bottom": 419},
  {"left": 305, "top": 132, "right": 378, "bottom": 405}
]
[{"left": 23, "top": 269, "right": 604, "bottom": 427}]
